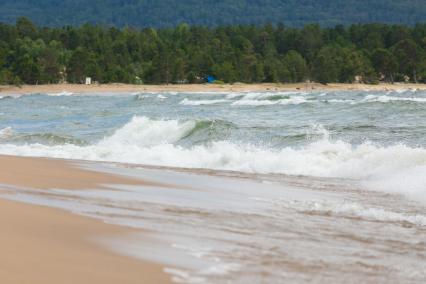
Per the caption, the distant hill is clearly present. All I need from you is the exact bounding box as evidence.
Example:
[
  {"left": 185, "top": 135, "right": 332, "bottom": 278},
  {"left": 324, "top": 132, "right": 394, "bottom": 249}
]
[{"left": 0, "top": 0, "right": 426, "bottom": 28}]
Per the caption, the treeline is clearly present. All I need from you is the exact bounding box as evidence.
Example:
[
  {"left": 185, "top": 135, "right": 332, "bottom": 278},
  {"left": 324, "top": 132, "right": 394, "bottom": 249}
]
[{"left": 1, "top": 18, "right": 426, "bottom": 85}]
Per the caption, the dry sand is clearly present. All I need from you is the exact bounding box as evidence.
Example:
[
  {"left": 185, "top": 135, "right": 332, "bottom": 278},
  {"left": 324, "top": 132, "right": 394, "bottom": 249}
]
[
  {"left": 0, "top": 155, "right": 172, "bottom": 284},
  {"left": 1, "top": 82, "right": 426, "bottom": 95}
]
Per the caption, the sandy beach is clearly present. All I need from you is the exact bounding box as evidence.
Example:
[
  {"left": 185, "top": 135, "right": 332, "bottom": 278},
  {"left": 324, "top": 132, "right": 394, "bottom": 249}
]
[
  {"left": 0, "top": 155, "right": 171, "bottom": 284},
  {"left": 0, "top": 154, "right": 425, "bottom": 283},
  {"left": 2, "top": 82, "right": 426, "bottom": 94}
]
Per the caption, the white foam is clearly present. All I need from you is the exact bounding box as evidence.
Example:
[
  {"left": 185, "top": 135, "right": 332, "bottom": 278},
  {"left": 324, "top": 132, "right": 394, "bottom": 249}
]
[
  {"left": 231, "top": 100, "right": 277, "bottom": 106},
  {"left": 0, "top": 117, "right": 425, "bottom": 202},
  {"left": 134, "top": 93, "right": 150, "bottom": 100},
  {"left": 363, "top": 165, "right": 426, "bottom": 203},
  {"left": 308, "top": 201, "right": 426, "bottom": 225},
  {"left": 321, "top": 99, "right": 356, "bottom": 104},
  {"left": 393, "top": 88, "right": 418, "bottom": 94},
  {"left": 317, "top": 94, "right": 426, "bottom": 105},
  {"left": 180, "top": 98, "right": 229, "bottom": 105},
  {"left": 227, "top": 91, "right": 305, "bottom": 100},
  {"left": 98, "top": 116, "right": 195, "bottom": 147},
  {"left": 361, "top": 94, "right": 426, "bottom": 103},
  {"left": 0, "top": 127, "right": 13, "bottom": 139},
  {"left": 255, "top": 198, "right": 426, "bottom": 226},
  {"left": 0, "top": 94, "right": 22, "bottom": 99},
  {"left": 164, "top": 91, "right": 179, "bottom": 96},
  {"left": 46, "top": 91, "right": 74, "bottom": 96},
  {"left": 164, "top": 268, "right": 206, "bottom": 284},
  {"left": 232, "top": 96, "right": 308, "bottom": 106}
]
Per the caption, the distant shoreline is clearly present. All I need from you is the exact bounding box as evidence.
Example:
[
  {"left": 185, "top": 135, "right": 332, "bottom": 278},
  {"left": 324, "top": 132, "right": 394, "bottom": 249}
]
[{"left": 2, "top": 83, "right": 426, "bottom": 95}]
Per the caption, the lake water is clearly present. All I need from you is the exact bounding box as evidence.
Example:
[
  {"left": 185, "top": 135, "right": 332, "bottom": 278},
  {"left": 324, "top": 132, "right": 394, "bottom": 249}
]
[{"left": 1, "top": 89, "right": 426, "bottom": 283}]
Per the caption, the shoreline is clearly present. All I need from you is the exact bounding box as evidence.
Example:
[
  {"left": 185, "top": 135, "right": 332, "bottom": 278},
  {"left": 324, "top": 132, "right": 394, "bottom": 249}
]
[
  {"left": 2, "top": 82, "right": 426, "bottom": 94},
  {"left": 1, "top": 155, "right": 426, "bottom": 282},
  {"left": 0, "top": 155, "right": 172, "bottom": 284}
]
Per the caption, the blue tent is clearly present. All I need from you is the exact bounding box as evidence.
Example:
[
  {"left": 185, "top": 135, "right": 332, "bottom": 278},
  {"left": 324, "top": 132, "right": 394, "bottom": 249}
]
[{"left": 206, "top": 75, "right": 216, "bottom": 83}]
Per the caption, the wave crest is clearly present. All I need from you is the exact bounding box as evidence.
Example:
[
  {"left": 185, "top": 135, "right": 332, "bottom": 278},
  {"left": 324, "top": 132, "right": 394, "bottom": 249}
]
[
  {"left": 0, "top": 117, "right": 425, "bottom": 201},
  {"left": 99, "top": 116, "right": 196, "bottom": 147},
  {"left": 0, "top": 127, "right": 14, "bottom": 138},
  {"left": 180, "top": 98, "right": 229, "bottom": 105},
  {"left": 361, "top": 95, "right": 426, "bottom": 103}
]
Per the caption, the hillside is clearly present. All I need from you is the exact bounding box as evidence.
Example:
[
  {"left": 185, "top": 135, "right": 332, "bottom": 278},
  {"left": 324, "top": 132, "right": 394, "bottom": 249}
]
[{"left": 0, "top": 0, "right": 425, "bottom": 28}]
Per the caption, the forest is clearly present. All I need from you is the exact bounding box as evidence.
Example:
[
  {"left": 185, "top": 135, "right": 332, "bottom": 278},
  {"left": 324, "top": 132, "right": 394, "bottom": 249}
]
[
  {"left": 1, "top": 18, "right": 426, "bottom": 85},
  {"left": 1, "top": 0, "right": 426, "bottom": 28}
]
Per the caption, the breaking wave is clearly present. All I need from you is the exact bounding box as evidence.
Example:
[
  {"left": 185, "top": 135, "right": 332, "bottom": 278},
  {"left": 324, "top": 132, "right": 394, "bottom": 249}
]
[
  {"left": 224, "top": 92, "right": 309, "bottom": 106},
  {"left": 0, "top": 95, "right": 21, "bottom": 100},
  {"left": 175, "top": 91, "right": 426, "bottom": 107},
  {"left": 360, "top": 94, "right": 426, "bottom": 103},
  {"left": 47, "top": 91, "right": 74, "bottom": 96},
  {"left": 180, "top": 98, "right": 229, "bottom": 105},
  {"left": 225, "top": 91, "right": 305, "bottom": 100},
  {"left": 0, "top": 126, "right": 87, "bottom": 145},
  {"left": 0, "top": 127, "right": 14, "bottom": 139},
  {"left": 232, "top": 96, "right": 308, "bottom": 106},
  {"left": 0, "top": 116, "right": 425, "bottom": 201}
]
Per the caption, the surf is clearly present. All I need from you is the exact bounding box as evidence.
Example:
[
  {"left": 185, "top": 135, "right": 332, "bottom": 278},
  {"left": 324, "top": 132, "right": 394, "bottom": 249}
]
[{"left": 0, "top": 116, "right": 425, "bottom": 202}]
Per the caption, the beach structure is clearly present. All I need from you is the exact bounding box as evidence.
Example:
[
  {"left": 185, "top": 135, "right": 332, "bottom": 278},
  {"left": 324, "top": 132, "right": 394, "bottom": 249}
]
[{"left": 206, "top": 75, "right": 216, "bottom": 83}]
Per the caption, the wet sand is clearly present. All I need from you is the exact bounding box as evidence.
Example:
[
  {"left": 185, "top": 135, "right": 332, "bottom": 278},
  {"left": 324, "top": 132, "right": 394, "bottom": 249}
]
[
  {"left": 1, "top": 156, "right": 426, "bottom": 283},
  {"left": 2, "top": 82, "right": 426, "bottom": 95},
  {"left": 0, "top": 155, "right": 171, "bottom": 284}
]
